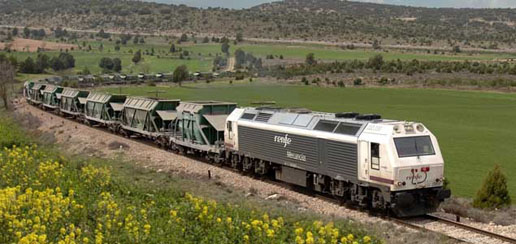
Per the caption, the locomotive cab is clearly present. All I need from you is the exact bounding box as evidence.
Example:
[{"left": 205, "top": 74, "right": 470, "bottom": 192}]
[{"left": 358, "top": 122, "right": 451, "bottom": 217}]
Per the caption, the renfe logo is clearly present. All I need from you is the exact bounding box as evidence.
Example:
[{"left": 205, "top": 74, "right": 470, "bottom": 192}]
[{"left": 274, "top": 134, "right": 292, "bottom": 147}]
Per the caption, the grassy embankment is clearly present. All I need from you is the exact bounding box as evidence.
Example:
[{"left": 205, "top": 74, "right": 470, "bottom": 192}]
[
  {"left": 101, "top": 82, "right": 516, "bottom": 200},
  {"left": 0, "top": 112, "right": 378, "bottom": 243}
]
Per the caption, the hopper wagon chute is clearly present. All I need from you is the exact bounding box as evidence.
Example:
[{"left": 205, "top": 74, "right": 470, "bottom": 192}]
[
  {"left": 29, "top": 83, "right": 47, "bottom": 105},
  {"left": 59, "top": 88, "right": 90, "bottom": 117},
  {"left": 119, "top": 97, "right": 180, "bottom": 146},
  {"left": 23, "top": 81, "right": 35, "bottom": 102},
  {"left": 42, "top": 85, "right": 64, "bottom": 110},
  {"left": 84, "top": 92, "right": 126, "bottom": 129},
  {"left": 171, "top": 101, "right": 237, "bottom": 162}
]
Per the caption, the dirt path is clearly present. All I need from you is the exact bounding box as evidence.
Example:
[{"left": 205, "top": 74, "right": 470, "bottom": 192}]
[
  {"left": 225, "top": 57, "right": 235, "bottom": 72},
  {"left": 0, "top": 38, "right": 77, "bottom": 52}
]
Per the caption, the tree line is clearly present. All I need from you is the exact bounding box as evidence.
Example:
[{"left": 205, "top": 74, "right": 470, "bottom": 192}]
[
  {"left": 0, "top": 53, "right": 75, "bottom": 74},
  {"left": 268, "top": 54, "right": 516, "bottom": 79}
]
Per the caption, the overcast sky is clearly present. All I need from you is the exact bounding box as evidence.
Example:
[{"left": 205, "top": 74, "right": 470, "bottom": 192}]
[{"left": 147, "top": 0, "right": 516, "bottom": 9}]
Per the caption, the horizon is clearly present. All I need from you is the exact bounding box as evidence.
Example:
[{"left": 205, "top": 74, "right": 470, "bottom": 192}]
[{"left": 145, "top": 0, "right": 516, "bottom": 9}]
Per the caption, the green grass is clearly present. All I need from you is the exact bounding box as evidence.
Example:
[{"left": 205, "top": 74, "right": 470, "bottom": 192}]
[
  {"left": 101, "top": 82, "right": 516, "bottom": 200},
  {"left": 182, "top": 43, "right": 513, "bottom": 62}
]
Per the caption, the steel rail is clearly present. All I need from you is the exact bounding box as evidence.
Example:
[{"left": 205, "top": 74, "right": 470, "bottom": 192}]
[{"left": 426, "top": 214, "right": 516, "bottom": 244}]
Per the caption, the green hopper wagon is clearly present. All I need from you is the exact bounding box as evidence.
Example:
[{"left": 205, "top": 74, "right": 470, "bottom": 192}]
[
  {"left": 119, "top": 97, "right": 180, "bottom": 143},
  {"left": 23, "top": 81, "right": 35, "bottom": 102},
  {"left": 171, "top": 101, "right": 237, "bottom": 162},
  {"left": 29, "top": 83, "right": 46, "bottom": 105},
  {"left": 84, "top": 92, "right": 127, "bottom": 128},
  {"left": 59, "top": 88, "right": 90, "bottom": 117},
  {"left": 42, "top": 85, "right": 64, "bottom": 110}
]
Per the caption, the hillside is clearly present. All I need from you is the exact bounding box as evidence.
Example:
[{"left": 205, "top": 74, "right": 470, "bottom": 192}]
[{"left": 0, "top": 0, "right": 515, "bottom": 48}]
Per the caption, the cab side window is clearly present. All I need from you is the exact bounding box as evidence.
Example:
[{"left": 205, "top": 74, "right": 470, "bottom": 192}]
[
  {"left": 371, "top": 143, "right": 380, "bottom": 170},
  {"left": 227, "top": 121, "right": 233, "bottom": 139}
]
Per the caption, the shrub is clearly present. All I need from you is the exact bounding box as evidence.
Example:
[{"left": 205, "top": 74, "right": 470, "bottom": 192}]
[
  {"left": 473, "top": 165, "right": 511, "bottom": 209},
  {"left": 301, "top": 77, "right": 309, "bottom": 85},
  {"left": 353, "top": 78, "right": 363, "bottom": 86}
]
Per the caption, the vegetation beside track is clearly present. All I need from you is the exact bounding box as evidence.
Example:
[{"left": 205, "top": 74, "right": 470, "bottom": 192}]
[{"left": 0, "top": 112, "right": 378, "bottom": 243}]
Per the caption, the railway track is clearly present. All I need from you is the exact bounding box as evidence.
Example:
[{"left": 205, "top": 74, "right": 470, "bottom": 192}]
[
  {"left": 23, "top": 102, "right": 516, "bottom": 244},
  {"left": 391, "top": 214, "right": 516, "bottom": 244},
  {"left": 425, "top": 214, "right": 516, "bottom": 244}
]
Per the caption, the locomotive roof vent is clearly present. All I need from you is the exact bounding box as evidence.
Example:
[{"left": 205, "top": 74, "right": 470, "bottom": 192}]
[
  {"left": 335, "top": 112, "right": 359, "bottom": 119},
  {"left": 255, "top": 106, "right": 281, "bottom": 111},
  {"left": 355, "top": 114, "right": 382, "bottom": 121},
  {"left": 288, "top": 107, "right": 312, "bottom": 114}
]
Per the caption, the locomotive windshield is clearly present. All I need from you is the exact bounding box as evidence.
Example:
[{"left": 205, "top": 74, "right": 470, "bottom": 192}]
[{"left": 394, "top": 136, "right": 435, "bottom": 158}]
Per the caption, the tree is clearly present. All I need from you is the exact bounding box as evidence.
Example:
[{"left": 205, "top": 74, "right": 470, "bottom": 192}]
[
  {"left": 173, "top": 65, "right": 188, "bottom": 84},
  {"left": 99, "top": 57, "right": 114, "bottom": 70},
  {"left": 473, "top": 165, "right": 511, "bottom": 209},
  {"left": 179, "top": 33, "right": 188, "bottom": 42},
  {"left": 0, "top": 61, "right": 15, "bottom": 110},
  {"left": 50, "top": 57, "right": 64, "bottom": 71},
  {"left": 12, "top": 27, "right": 18, "bottom": 36},
  {"left": 234, "top": 49, "right": 246, "bottom": 69},
  {"left": 202, "top": 36, "right": 210, "bottom": 43},
  {"left": 58, "top": 53, "right": 75, "bottom": 69},
  {"left": 367, "top": 54, "right": 384, "bottom": 70},
  {"left": 236, "top": 32, "right": 243, "bottom": 43},
  {"left": 132, "top": 50, "right": 142, "bottom": 64},
  {"left": 113, "top": 58, "right": 122, "bottom": 72},
  {"left": 305, "top": 53, "right": 316, "bottom": 66},
  {"left": 372, "top": 39, "right": 381, "bottom": 49},
  {"left": 19, "top": 57, "right": 36, "bottom": 74},
  {"left": 35, "top": 54, "right": 50, "bottom": 73},
  {"left": 453, "top": 45, "right": 461, "bottom": 53},
  {"left": 23, "top": 27, "right": 30, "bottom": 38},
  {"left": 133, "top": 36, "right": 139, "bottom": 44},
  {"left": 221, "top": 42, "right": 230, "bottom": 55},
  {"left": 169, "top": 44, "right": 176, "bottom": 53}
]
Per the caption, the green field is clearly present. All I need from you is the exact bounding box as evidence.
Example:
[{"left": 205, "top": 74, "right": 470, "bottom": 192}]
[
  {"left": 185, "top": 43, "right": 514, "bottom": 62},
  {"left": 101, "top": 82, "right": 516, "bottom": 200},
  {"left": 2, "top": 37, "right": 514, "bottom": 77}
]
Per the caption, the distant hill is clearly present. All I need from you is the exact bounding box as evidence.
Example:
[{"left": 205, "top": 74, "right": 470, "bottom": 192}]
[{"left": 1, "top": 0, "right": 515, "bottom": 48}]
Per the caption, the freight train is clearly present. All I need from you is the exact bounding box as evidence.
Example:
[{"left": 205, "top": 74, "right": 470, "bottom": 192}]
[{"left": 23, "top": 81, "right": 450, "bottom": 217}]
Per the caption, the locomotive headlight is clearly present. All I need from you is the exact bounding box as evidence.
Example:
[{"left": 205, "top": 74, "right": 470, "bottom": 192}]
[
  {"left": 416, "top": 124, "right": 425, "bottom": 132},
  {"left": 404, "top": 124, "right": 414, "bottom": 132}
]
